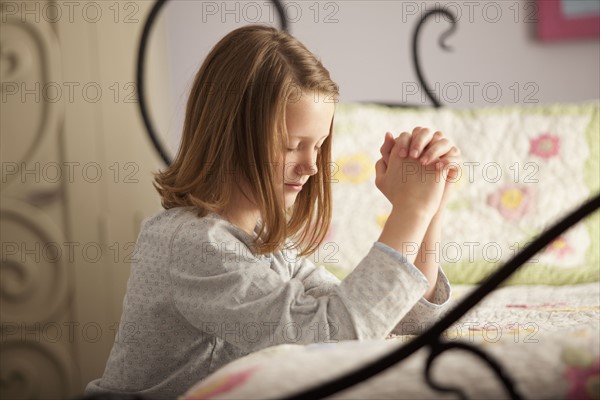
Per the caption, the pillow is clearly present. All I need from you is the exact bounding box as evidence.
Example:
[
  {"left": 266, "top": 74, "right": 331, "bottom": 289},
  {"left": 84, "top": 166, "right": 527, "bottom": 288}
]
[{"left": 313, "top": 102, "right": 599, "bottom": 285}]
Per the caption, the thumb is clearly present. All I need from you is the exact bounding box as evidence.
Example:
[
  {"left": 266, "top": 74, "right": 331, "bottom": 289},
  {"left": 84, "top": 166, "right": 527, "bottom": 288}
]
[
  {"left": 375, "top": 158, "right": 387, "bottom": 178},
  {"left": 380, "top": 131, "right": 395, "bottom": 164}
]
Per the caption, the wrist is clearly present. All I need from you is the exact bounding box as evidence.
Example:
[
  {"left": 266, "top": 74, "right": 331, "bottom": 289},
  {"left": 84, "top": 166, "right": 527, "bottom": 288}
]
[
  {"left": 378, "top": 207, "right": 434, "bottom": 264},
  {"left": 431, "top": 210, "right": 445, "bottom": 223},
  {"left": 390, "top": 204, "right": 436, "bottom": 223}
]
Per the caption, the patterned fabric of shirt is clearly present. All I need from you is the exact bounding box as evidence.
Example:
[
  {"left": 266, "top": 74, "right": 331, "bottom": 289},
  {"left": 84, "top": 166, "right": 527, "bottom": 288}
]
[{"left": 85, "top": 207, "right": 452, "bottom": 399}]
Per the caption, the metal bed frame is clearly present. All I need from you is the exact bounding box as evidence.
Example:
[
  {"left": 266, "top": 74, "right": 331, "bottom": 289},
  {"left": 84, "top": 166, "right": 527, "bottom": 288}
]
[{"left": 135, "top": 2, "right": 600, "bottom": 399}]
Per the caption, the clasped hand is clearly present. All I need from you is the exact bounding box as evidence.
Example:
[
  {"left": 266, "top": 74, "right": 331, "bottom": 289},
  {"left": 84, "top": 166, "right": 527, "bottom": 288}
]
[{"left": 375, "top": 127, "right": 462, "bottom": 218}]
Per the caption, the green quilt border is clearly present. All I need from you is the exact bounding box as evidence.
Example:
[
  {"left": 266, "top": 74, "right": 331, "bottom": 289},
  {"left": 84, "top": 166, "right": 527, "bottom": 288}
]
[{"left": 325, "top": 102, "right": 600, "bottom": 286}]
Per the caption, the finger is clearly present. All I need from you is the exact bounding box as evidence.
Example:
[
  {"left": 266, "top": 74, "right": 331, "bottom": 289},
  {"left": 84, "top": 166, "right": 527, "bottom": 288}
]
[
  {"left": 437, "top": 155, "right": 462, "bottom": 167},
  {"left": 408, "top": 127, "right": 434, "bottom": 159},
  {"left": 436, "top": 149, "right": 462, "bottom": 168},
  {"left": 432, "top": 131, "right": 444, "bottom": 141},
  {"left": 395, "top": 131, "right": 412, "bottom": 157},
  {"left": 439, "top": 157, "right": 462, "bottom": 183},
  {"left": 435, "top": 156, "right": 462, "bottom": 182},
  {"left": 423, "top": 143, "right": 461, "bottom": 165},
  {"left": 380, "top": 131, "right": 395, "bottom": 162},
  {"left": 419, "top": 139, "right": 453, "bottom": 165}
]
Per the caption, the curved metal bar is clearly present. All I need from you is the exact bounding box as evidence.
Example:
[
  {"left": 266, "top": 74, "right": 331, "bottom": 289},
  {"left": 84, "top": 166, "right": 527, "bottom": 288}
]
[
  {"left": 412, "top": 9, "right": 458, "bottom": 108},
  {"left": 272, "top": 0, "right": 289, "bottom": 32},
  {"left": 282, "top": 193, "right": 600, "bottom": 400},
  {"left": 424, "top": 340, "right": 523, "bottom": 399},
  {"left": 136, "top": 0, "right": 169, "bottom": 165},
  {"left": 136, "top": 0, "right": 289, "bottom": 166},
  {"left": 134, "top": 4, "right": 599, "bottom": 400}
]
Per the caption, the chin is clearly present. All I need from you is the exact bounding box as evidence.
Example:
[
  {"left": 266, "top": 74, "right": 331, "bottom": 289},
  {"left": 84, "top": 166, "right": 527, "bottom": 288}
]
[{"left": 284, "top": 194, "right": 299, "bottom": 209}]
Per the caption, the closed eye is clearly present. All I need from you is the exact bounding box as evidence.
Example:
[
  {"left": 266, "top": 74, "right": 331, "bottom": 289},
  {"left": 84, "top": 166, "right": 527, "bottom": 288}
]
[
  {"left": 288, "top": 147, "right": 321, "bottom": 153},
  {"left": 287, "top": 142, "right": 324, "bottom": 152}
]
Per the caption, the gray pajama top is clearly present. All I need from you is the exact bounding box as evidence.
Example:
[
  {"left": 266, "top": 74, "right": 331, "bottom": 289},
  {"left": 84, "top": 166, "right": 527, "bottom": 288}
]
[{"left": 85, "top": 207, "right": 452, "bottom": 399}]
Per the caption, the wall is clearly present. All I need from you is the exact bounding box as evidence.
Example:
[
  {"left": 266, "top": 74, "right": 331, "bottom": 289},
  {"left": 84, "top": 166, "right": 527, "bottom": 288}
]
[
  {"left": 158, "top": 0, "right": 599, "bottom": 154},
  {"left": 0, "top": 0, "right": 170, "bottom": 396}
]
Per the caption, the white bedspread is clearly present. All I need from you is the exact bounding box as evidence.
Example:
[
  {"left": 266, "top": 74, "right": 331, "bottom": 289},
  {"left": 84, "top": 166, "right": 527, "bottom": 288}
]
[{"left": 181, "top": 282, "right": 600, "bottom": 399}]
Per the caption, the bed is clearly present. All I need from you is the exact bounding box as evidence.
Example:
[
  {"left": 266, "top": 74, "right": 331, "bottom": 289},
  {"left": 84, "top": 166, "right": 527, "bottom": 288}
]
[
  {"left": 181, "top": 283, "right": 599, "bottom": 399},
  {"left": 172, "top": 100, "right": 599, "bottom": 400},
  {"left": 135, "top": 3, "right": 600, "bottom": 399}
]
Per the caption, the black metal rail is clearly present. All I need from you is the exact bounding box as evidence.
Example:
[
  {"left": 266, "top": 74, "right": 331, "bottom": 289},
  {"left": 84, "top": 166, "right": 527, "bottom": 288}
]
[
  {"left": 135, "top": 3, "right": 600, "bottom": 399},
  {"left": 282, "top": 193, "right": 599, "bottom": 399}
]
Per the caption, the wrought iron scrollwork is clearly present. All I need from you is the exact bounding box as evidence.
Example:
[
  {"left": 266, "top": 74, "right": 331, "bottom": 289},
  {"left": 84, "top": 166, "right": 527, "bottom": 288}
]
[
  {"left": 413, "top": 8, "right": 458, "bottom": 108},
  {"left": 135, "top": 3, "right": 600, "bottom": 399},
  {"left": 424, "top": 340, "right": 523, "bottom": 399},
  {"left": 370, "top": 8, "right": 457, "bottom": 108}
]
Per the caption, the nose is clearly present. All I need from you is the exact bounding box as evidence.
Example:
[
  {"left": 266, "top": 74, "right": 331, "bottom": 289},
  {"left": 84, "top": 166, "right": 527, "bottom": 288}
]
[
  {"left": 302, "top": 163, "right": 318, "bottom": 176},
  {"left": 297, "top": 152, "right": 318, "bottom": 176}
]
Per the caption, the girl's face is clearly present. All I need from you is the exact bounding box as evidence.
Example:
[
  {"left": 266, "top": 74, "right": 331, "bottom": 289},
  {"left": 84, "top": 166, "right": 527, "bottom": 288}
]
[{"left": 280, "top": 91, "right": 335, "bottom": 208}]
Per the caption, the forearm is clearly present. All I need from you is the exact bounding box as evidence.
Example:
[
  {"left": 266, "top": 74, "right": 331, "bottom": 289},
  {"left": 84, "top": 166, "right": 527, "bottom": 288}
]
[
  {"left": 377, "top": 207, "right": 433, "bottom": 266},
  {"left": 415, "top": 212, "right": 444, "bottom": 301}
]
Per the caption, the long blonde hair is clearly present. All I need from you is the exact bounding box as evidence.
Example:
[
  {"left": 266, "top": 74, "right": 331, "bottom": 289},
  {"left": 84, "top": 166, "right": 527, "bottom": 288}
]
[{"left": 154, "top": 24, "right": 339, "bottom": 257}]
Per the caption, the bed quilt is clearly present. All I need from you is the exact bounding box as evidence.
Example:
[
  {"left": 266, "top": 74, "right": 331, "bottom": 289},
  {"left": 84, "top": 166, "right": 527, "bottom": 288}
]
[{"left": 181, "top": 282, "right": 600, "bottom": 399}]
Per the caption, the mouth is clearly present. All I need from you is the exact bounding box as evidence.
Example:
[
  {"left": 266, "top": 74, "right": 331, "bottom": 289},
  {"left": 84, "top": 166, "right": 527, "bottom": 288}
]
[{"left": 285, "top": 182, "right": 304, "bottom": 191}]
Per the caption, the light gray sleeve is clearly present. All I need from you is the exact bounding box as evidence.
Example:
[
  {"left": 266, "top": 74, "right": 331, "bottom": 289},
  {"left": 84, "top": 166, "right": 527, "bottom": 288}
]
[
  {"left": 370, "top": 242, "right": 452, "bottom": 335},
  {"left": 168, "top": 230, "right": 436, "bottom": 355},
  {"left": 294, "top": 241, "right": 452, "bottom": 337}
]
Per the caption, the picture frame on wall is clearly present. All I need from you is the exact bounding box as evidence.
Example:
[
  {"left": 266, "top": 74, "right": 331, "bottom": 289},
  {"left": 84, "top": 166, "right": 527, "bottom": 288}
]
[{"left": 537, "top": 0, "right": 600, "bottom": 41}]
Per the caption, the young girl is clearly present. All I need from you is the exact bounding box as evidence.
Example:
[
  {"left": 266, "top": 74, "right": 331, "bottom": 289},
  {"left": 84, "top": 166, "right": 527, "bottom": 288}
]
[{"left": 85, "top": 24, "right": 461, "bottom": 399}]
